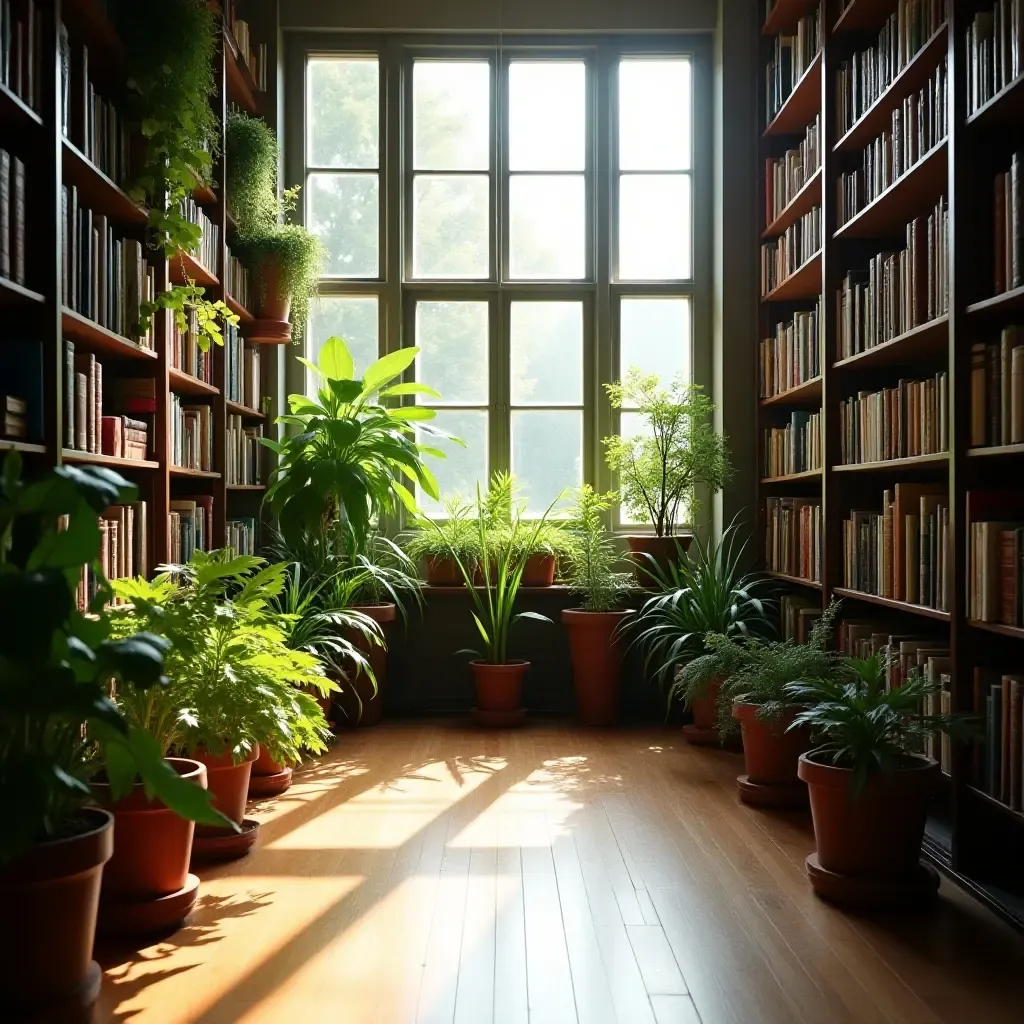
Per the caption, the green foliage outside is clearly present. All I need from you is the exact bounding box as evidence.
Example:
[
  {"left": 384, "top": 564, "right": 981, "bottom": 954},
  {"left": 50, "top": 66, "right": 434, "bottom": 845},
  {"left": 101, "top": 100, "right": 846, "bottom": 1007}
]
[{"left": 562, "top": 486, "right": 635, "bottom": 613}]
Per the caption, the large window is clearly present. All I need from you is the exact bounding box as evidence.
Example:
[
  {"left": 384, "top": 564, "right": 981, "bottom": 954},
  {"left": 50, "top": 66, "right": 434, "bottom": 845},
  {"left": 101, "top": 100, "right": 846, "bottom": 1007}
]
[{"left": 300, "top": 38, "right": 707, "bottom": 524}]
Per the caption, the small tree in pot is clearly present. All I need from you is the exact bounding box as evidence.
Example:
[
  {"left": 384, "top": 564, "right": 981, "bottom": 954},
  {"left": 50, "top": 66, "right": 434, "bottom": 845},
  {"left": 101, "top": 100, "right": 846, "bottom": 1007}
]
[
  {"left": 603, "top": 371, "right": 731, "bottom": 581},
  {"left": 785, "top": 654, "right": 973, "bottom": 907},
  {"left": 561, "top": 487, "right": 636, "bottom": 725}
]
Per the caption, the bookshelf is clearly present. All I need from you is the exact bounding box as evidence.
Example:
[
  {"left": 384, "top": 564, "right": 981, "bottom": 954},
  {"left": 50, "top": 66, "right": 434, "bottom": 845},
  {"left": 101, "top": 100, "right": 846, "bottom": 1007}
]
[
  {"left": 0, "top": 1, "right": 273, "bottom": 575},
  {"left": 758, "top": 0, "right": 1024, "bottom": 931}
]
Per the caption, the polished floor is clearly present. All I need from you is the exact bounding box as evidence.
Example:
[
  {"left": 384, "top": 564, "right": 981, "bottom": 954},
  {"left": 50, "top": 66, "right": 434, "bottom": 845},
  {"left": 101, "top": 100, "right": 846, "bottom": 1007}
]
[{"left": 98, "top": 722, "right": 1024, "bottom": 1024}]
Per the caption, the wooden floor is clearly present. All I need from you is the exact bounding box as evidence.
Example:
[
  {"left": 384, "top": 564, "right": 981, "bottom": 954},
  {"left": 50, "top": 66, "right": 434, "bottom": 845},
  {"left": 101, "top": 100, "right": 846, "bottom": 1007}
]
[{"left": 98, "top": 722, "right": 1024, "bottom": 1024}]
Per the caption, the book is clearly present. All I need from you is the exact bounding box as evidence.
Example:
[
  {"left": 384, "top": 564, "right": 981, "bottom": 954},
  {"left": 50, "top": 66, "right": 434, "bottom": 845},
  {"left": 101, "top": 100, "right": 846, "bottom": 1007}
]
[
  {"left": 0, "top": 339, "right": 43, "bottom": 440},
  {"left": 765, "top": 10, "right": 821, "bottom": 124},
  {"left": 763, "top": 410, "right": 822, "bottom": 477},
  {"left": 765, "top": 497, "right": 822, "bottom": 583},
  {"left": 0, "top": 148, "right": 9, "bottom": 280},
  {"left": 761, "top": 206, "right": 821, "bottom": 295},
  {"left": 759, "top": 299, "right": 821, "bottom": 398},
  {"left": 765, "top": 114, "right": 822, "bottom": 224}
]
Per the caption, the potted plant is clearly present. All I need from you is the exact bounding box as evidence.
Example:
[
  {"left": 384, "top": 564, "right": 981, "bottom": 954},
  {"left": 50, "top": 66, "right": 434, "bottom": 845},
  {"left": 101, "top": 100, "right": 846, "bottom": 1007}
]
[
  {"left": 676, "top": 601, "right": 840, "bottom": 806},
  {"left": 435, "top": 490, "right": 555, "bottom": 727},
  {"left": 629, "top": 522, "right": 772, "bottom": 744},
  {"left": 603, "top": 371, "right": 731, "bottom": 580},
  {"left": 785, "top": 654, "right": 972, "bottom": 906},
  {"left": 0, "top": 454, "right": 222, "bottom": 1018},
  {"left": 111, "top": 551, "right": 336, "bottom": 861},
  {"left": 404, "top": 496, "right": 482, "bottom": 585},
  {"left": 561, "top": 486, "right": 636, "bottom": 725}
]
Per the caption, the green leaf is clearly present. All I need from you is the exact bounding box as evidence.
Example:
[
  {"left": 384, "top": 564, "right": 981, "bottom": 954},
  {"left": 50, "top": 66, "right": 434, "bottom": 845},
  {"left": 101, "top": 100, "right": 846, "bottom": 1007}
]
[
  {"left": 362, "top": 347, "right": 419, "bottom": 394},
  {"left": 319, "top": 337, "right": 355, "bottom": 381},
  {"left": 379, "top": 382, "right": 442, "bottom": 400},
  {"left": 389, "top": 407, "right": 436, "bottom": 422}
]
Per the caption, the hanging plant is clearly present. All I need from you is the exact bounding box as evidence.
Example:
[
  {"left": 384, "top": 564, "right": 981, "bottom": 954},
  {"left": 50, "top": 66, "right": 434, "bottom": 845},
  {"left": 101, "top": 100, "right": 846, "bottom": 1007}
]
[
  {"left": 116, "top": 0, "right": 235, "bottom": 350},
  {"left": 225, "top": 109, "right": 278, "bottom": 235}
]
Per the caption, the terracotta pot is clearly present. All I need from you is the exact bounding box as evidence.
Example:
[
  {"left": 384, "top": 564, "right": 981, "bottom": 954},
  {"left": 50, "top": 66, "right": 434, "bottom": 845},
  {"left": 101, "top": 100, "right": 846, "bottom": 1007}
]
[
  {"left": 471, "top": 659, "right": 529, "bottom": 713},
  {"left": 626, "top": 534, "right": 692, "bottom": 585},
  {"left": 253, "top": 747, "right": 286, "bottom": 777},
  {"left": 798, "top": 752, "right": 940, "bottom": 877},
  {"left": 562, "top": 609, "right": 630, "bottom": 725},
  {"left": 733, "top": 703, "right": 811, "bottom": 787},
  {"left": 689, "top": 678, "right": 721, "bottom": 731},
  {"left": 0, "top": 807, "right": 113, "bottom": 1020},
  {"left": 94, "top": 758, "right": 207, "bottom": 900},
  {"left": 423, "top": 554, "right": 462, "bottom": 586},
  {"left": 253, "top": 255, "right": 292, "bottom": 322},
  {"left": 522, "top": 553, "right": 557, "bottom": 587},
  {"left": 338, "top": 603, "right": 397, "bottom": 728},
  {"left": 192, "top": 745, "right": 260, "bottom": 829}
]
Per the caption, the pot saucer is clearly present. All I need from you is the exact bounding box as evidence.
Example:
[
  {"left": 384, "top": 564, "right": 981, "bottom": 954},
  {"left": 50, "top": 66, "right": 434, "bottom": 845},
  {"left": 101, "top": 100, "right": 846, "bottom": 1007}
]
[
  {"left": 681, "top": 724, "right": 722, "bottom": 746},
  {"left": 191, "top": 819, "right": 260, "bottom": 864},
  {"left": 805, "top": 853, "right": 940, "bottom": 908},
  {"left": 737, "top": 774, "right": 809, "bottom": 808},
  {"left": 471, "top": 707, "right": 527, "bottom": 728},
  {"left": 98, "top": 873, "right": 200, "bottom": 937},
  {"left": 248, "top": 766, "right": 293, "bottom": 797}
]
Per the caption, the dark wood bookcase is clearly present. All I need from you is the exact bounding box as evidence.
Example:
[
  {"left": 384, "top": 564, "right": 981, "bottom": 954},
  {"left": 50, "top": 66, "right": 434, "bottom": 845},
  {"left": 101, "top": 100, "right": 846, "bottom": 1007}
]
[
  {"left": 758, "top": 0, "right": 1024, "bottom": 931},
  {"left": 0, "top": 0, "right": 274, "bottom": 566}
]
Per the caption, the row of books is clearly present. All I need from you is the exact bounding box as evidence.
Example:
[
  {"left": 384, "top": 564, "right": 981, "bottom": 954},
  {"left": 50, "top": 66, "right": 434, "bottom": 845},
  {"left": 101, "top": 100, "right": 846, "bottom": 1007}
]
[
  {"left": 225, "top": 249, "right": 251, "bottom": 314},
  {"left": 763, "top": 410, "right": 822, "bottom": 478},
  {"left": 225, "top": 415, "right": 262, "bottom": 486},
  {"left": 170, "top": 395, "right": 213, "bottom": 472},
  {"left": 835, "top": 0, "right": 948, "bottom": 136},
  {"left": 0, "top": 393, "right": 27, "bottom": 441},
  {"left": 62, "top": 342, "right": 151, "bottom": 458},
  {"left": 79, "top": 73, "right": 130, "bottom": 188},
  {"left": 837, "top": 59, "right": 947, "bottom": 227},
  {"left": 225, "top": 323, "right": 261, "bottom": 410},
  {"left": 764, "top": 114, "right": 821, "bottom": 226},
  {"left": 169, "top": 497, "right": 213, "bottom": 565},
  {"left": 965, "top": 2, "right": 1024, "bottom": 117},
  {"left": 838, "top": 373, "right": 948, "bottom": 465},
  {"left": 992, "top": 153, "right": 1024, "bottom": 295},
  {"left": 969, "top": 519, "right": 1024, "bottom": 625},
  {"left": 835, "top": 200, "right": 949, "bottom": 360},
  {"left": 764, "top": 10, "right": 821, "bottom": 125},
  {"left": 0, "top": 148, "right": 25, "bottom": 285},
  {"left": 180, "top": 197, "right": 219, "bottom": 276},
  {"left": 779, "top": 593, "right": 821, "bottom": 643},
  {"left": 760, "top": 206, "right": 821, "bottom": 296},
  {"left": 970, "top": 328, "right": 1024, "bottom": 448},
  {"left": 227, "top": 517, "right": 258, "bottom": 556},
  {"left": 759, "top": 300, "right": 821, "bottom": 399},
  {"left": 976, "top": 670, "right": 1024, "bottom": 809},
  {"left": 75, "top": 501, "right": 149, "bottom": 612},
  {"left": 62, "top": 186, "right": 156, "bottom": 347},
  {"left": 171, "top": 308, "right": 214, "bottom": 385},
  {"left": 226, "top": 4, "right": 268, "bottom": 92},
  {"left": 765, "top": 497, "right": 821, "bottom": 584},
  {"left": 841, "top": 484, "right": 950, "bottom": 610},
  {"left": 1, "top": 0, "right": 42, "bottom": 115}
]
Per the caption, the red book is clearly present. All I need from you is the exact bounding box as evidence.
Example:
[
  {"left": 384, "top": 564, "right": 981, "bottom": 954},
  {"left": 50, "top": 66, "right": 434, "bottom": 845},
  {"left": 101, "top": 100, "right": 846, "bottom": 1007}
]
[{"left": 101, "top": 416, "right": 123, "bottom": 459}]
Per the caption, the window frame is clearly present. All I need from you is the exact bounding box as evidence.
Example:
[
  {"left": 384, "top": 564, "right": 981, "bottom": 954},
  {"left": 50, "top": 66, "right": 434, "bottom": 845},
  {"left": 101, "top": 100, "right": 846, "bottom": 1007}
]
[{"left": 286, "top": 31, "right": 713, "bottom": 532}]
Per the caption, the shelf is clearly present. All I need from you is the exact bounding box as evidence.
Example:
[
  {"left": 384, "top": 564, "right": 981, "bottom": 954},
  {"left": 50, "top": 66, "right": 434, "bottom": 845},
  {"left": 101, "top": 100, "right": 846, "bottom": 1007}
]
[
  {"left": 0, "top": 81, "right": 43, "bottom": 130},
  {"left": 225, "top": 294, "right": 254, "bottom": 323},
  {"left": 833, "top": 315, "right": 948, "bottom": 370},
  {"left": 0, "top": 438, "right": 47, "bottom": 455},
  {"left": 169, "top": 368, "right": 219, "bottom": 397},
  {"left": 967, "top": 443, "right": 1024, "bottom": 458},
  {"left": 966, "top": 73, "right": 1024, "bottom": 129},
  {"left": 170, "top": 466, "right": 220, "bottom": 479},
  {"left": 0, "top": 277, "right": 45, "bottom": 305},
  {"left": 832, "top": 452, "right": 948, "bottom": 473},
  {"left": 193, "top": 182, "right": 218, "bottom": 206},
  {"left": 831, "top": 587, "right": 951, "bottom": 622},
  {"left": 764, "top": 51, "right": 822, "bottom": 138},
  {"left": 834, "top": 139, "right": 947, "bottom": 240},
  {"left": 966, "top": 284, "right": 1024, "bottom": 318},
  {"left": 833, "top": 24, "right": 948, "bottom": 155},
  {"left": 760, "top": 375, "right": 822, "bottom": 407},
  {"left": 62, "top": 450, "right": 159, "bottom": 470},
  {"left": 225, "top": 30, "right": 261, "bottom": 115},
  {"left": 171, "top": 250, "right": 219, "bottom": 289},
  {"left": 760, "top": 468, "right": 822, "bottom": 484},
  {"left": 62, "top": 0, "right": 125, "bottom": 70},
  {"left": 969, "top": 619, "right": 1024, "bottom": 639},
  {"left": 833, "top": 0, "right": 899, "bottom": 33},
  {"left": 62, "top": 308, "right": 158, "bottom": 361},
  {"left": 226, "top": 399, "right": 265, "bottom": 420},
  {"left": 763, "top": 570, "right": 823, "bottom": 590},
  {"left": 227, "top": 484, "right": 266, "bottom": 492},
  {"left": 762, "top": 0, "right": 821, "bottom": 36},
  {"left": 761, "top": 250, "right": 822, "bottom": 302},
  {"left": 968, "top": 786, "right": 1024, "bottom": 825},
  {"left": 763, "top": 169, "right": 822, "bottom": 239},
  {"left": 62, "top": 139, "right": 148, "bottom": 228}
]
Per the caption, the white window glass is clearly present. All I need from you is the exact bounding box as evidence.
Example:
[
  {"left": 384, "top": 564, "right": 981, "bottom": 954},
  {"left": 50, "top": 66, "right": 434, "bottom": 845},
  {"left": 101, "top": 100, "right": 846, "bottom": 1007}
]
[
  {"left": 618, "top": 59, "right": 691, "bottom": 171},
  {"left": 509, "top": 176, "right": 586, "bottom": 280},
  {"left": 509, "top": 61, "right": 586, "bottom": 171},
  {"left": 413, "top": 61, "right": 491, "bottom": 170},
  {"left": 307, "top": 297, "right": 379, "bottom": 389},
  {"left": 417, "top": 411, "right": 488, "bottom": 512},
  {"left": 307, "top": 58, "right": 379, "bottom": 169},
  {"left": 511, "top": 411, "right": 582, "bottom": 516},
  {"left": 618, "top": 175, "right": 691, "bottom": 280},
  {"left": 620, "top": 297, "right": 691, "bottom": 384},
  {"left": 510, "top": 302, "right": 583, "bottom": 405},
  {"left": 412, "top": 176, "right": 490, "bottom": 279},
  {"left": 308, "top": 173, "right": 379, "bottom": 278},
  {"left": 415, "top": 302, "right": 489, "bottom": 405}
]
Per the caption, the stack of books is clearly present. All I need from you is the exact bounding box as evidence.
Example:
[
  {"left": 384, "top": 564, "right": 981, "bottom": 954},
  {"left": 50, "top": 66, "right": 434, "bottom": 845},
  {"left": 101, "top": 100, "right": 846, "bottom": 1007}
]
[
  {"left": 1, "top": 0, "right": 43, "bottom": 114},
  {"left": 225, "top": 247, "right": 251, "bottom": 312},
  {"left": 764, "top": 9, "right": 821, "bottom": 124},
  {"left": 974, "top": 669, "right": 1024, "bottom": 808},
  {"left": 80, "top": 60, "right": 129, "bottom": 185},
  {"left": 170, "top": 395, "right": 213, "bottom": 471},
  {"left": 0, "top": 393, "right": 27, "bottom": 441},
  {"left": 179, "top": 197, "right": 219, "bottom": 275},
  {"left": 765, "top": 114, "right": 821, "bottom": 223},
  {"left": 760, "top": 299, "right": 821, "bottom": 398},
  {"left": 761, "top": 206, "right": 821, "bottom": 294},
  {"left": 763, "top": 410, "right": 822, "bottom": 477},
  {"left": 226, "top": 414, "right": 262, "bottom": 486},
  {"left": 169, "top": 496, "right": 213, "bottom": 563},
  {"left": 227, "top": 517, "right": 257, "bottom": 556},
  {"left": 765, "top": 496, "right": 822, "bottom": 583},
  {"left": 226, "top": 2, "right": 267, "bottom": 91},
  {"left": 966, "top": 491, "right": 1024, "bottom": 624},
  {"left": 75, "top": 500, "right": 148, "bottom": 611},
  {"left": 0, "top": 148, "right": 26, "bottom": 286},
  {"left": 171, "top": 306, "right": 214, "bottom": 384},
  {"left": 226, "top": 322, "right": 261, "bottom": 409},
  {"left": 839, "top": 372, "right": 948, "bottom": 464},
  {"left": 966, "top": 3, "right": 1024, "bottom": 116},
  {"left": 970, "top": 327, "right": 1024, "bottom": 447},
  {"left": 991, "top": 152, "right": 1024, "bottom": 295},
  {"left": 103, "top": 377, "right": 156, "bottom": 454},
  {"left": 780, "top": 594, "right": 821, "bottom": 642}
]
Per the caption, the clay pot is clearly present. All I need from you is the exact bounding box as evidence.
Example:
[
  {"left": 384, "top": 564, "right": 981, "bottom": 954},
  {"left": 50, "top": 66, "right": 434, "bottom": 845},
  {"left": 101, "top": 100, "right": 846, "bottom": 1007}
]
[
  {"left": 192, "top": 745, "right": 260, "bottom": 829},
  {"left": 0, "top": 807, "right": 113, "bottom": 1020},
  {"left": 690, "top": 678, "right": 721, "bottom": 731},
  {"left": 94, "top": 758, "right": 206, "bottom": 900},
  {"left": 253, "top": 255, "right": 291, "bottom": 322},
  {"left": 337, "top": 603, "right": 396, "bottom": 728},
  {"left": 733, "top": 703, "right": 811, "bottom": 787},
  {"left": 253, "top": 747, "right": 286, "bottom": 777},
  {"left": 797, "top": 752, "right": 940, "bottom": 877},
  {"left": 626, "top": 534, "right": 692, "bottom": 585},
  {"left": 423, "top": 555, "right": 462, "bottom": 586},
  {"left": 562, "top": 609, "right": 630, "bottom": 725},
  {"left": 521, "top": 553, "right": 557, "bottom": 587},
  {"left": 471, "top": 659, "right": 529, "bottom": 713}
]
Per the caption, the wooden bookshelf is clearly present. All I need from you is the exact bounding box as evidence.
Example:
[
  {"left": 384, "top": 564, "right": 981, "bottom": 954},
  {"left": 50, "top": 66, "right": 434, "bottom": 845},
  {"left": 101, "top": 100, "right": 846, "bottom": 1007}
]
[
  {"left": 0, "top": 439, "right": 47, "bottom": 456},
  {"left": 763, "top": 569, "right": 823, "bottom": 590},
  {"left": 760, "top": 375, "right": 822, "bottom": 406},
  {"left": 966, "top": 284, "right": 1024, "bottom": 318},
  {"left": 764, "top": 51, "right": 822, "bottom": 137},
  {"left": 169, "top": 368, "right": 220, "bottom": 397},
  {"left": 831, "top": 588, "right": 951, "bottom": 623},
  {"left": 832, "top": 315, "right": 948, "bottom": 369},
  {"left": 760, "top": 468, "right": 822, "bottom": 484},
  {"left": 0, "top": 277, "right": 46, "bottom": 305},
  {"left": 763, "top": 169, "right": 822, "bottom": 239},
  {"left": 831, "top": 452, "right": 949, "bottom": 473},
  {"left": 762, "top": 1, "right": 821, "bottom": 36},
  {"left": 62, "top": 450, "right": 160, "bottom": 470},
  {"left": 762, "top": 250, "right": 822, "bottom": 302}
]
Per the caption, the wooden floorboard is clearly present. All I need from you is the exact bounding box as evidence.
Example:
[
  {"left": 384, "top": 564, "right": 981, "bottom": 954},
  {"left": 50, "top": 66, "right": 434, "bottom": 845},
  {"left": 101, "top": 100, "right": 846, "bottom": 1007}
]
[{"left": 96, "top": 722, "right": 1024, "bottom": 1024}]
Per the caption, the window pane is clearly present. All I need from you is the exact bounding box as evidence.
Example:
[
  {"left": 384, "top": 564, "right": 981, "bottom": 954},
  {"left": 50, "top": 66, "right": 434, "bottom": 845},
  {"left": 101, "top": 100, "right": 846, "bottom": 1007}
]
[
  {"left": 509, "top": 61, "right": 586, "bottom": 171},
  {"left": 413, "top": 61, "right": 490, "bottom": 171},
  {"left": 620, "top": 297, "right": 691, "bottom": 388},
  {"left": 619, "top": 59, "right": 691, "bottom": 171},
  {"left": 413, "top": 175, "right": 490, "bottom": 278},
  {"left": 510, "top": 302, "right": 583, "bottom": 405},
  {"left": 308, "top": 172, "right": 379, "bottom": 277},
  {"left": 415, "top": 301, "right": 488, "bottom": 404},
  {"left": 511, "top": 411, "right": 582, "bottom": 516},
  {"left": 307, "top": 58, "right": 379, "bottom": 169},
  {"left": 417, "top": 411, "right": 488, "bottom": 512},
  {"left": 619, "top": 174, "right": 690, "bottom": 280},
  {"left": 509, "top": 175, "right": 585, "bottom": 280},
  {"left": 307, "top": 297, "right": 378, "bottom": 389}
]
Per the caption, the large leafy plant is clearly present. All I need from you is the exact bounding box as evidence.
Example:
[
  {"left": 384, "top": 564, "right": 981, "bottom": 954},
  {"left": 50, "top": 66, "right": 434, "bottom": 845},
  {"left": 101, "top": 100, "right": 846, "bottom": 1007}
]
[
  {"left": 604, "top": 371, "right": 731, "bottom": 536},
  {"left": 563, "top": 486, "right": 634, "bottom": 612},
  {"left": 263, "top": 337, "right": 450, "bottom": 551},
  {"left": 0, "top": 454, "right": 223, "bottom": 862},
  {"left": 110, "top": 552, "right": 335, "bottom": 765},
  {"left": 785, "top": 653, "right": 974, "bottom": 797}
]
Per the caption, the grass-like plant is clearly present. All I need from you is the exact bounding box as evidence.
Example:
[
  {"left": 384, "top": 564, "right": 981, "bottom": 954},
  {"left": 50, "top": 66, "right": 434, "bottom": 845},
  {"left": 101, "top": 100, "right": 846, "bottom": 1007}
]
[
  {"left": 562, "top": 486, "right": 635, "bottom": 612},
  {"left": 403, "top": 496, "right": 484, "bottom": 570}
]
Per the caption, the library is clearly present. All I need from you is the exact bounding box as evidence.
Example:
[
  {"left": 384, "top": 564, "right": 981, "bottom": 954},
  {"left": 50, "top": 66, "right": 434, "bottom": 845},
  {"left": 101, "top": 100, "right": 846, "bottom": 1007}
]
[{"left": 3, "top": 1, "right": 1024, "bottom": 1022}]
